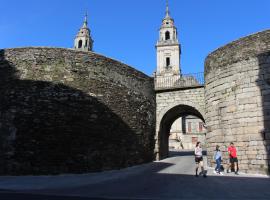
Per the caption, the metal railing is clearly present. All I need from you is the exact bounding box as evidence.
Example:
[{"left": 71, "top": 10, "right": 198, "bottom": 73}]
[{"left": 155, "top": 72, "right": 204, "bottom": 90}]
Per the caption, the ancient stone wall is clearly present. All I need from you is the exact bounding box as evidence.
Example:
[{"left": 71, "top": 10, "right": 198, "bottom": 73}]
[
  {"left": 155, "top": 87, "right": 205, "bottom": 158},
  {"left": 205, "top": 30, "right": 270, "bottom": 174},
  {"left": 156, "top": 87, "right": 205, "bottom": 121},
  {"left": 0, "top": 47, "right": 155, "bottom": 175}
]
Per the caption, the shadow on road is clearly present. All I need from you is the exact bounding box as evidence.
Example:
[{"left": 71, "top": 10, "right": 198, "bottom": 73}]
[
  {"left": 0, "top": 156, "right": 269, "bottom": 200},
  {"left": 59, "top": 171, "right": 269, "bottom": 200},
  {"left": 0, "top": 191, "right": 125, "bottom": 200}
]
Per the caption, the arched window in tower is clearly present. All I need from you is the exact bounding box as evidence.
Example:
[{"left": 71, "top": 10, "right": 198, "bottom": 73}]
[
  {"left": 166, "top": 57, "right": 170, "bottom": 67},
  {"left": 165, "top": 31, "right": 170, "bottom": 40},
  {"left": 78, "top": 40, "right": 83, "bottom": 48},
  {"left": 85, "top": 40, "right": 88, "bottom": 47}
]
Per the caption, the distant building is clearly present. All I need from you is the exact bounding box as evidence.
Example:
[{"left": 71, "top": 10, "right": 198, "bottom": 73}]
[
  {"left": 155, "top": 1, "right": 181, "bottom": 88},
  {"left": 169, "top": 116, "right": 206, "bottom": 150},
  {"left": 74, "top": 13, "right": 93, "bottom": 51}
]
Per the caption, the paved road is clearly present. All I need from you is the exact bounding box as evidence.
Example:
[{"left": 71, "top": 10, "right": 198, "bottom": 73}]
[
  {"left": 0, "top": 151, "right": 269, "bottom": 200},
  {"left": 0, "top": 191, "right": 126, "bottom": 200}
]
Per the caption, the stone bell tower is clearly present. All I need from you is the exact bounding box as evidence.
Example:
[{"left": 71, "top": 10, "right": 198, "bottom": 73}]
[
  {"left": 74, "top": 13, "right": 93, "bottom": 51},
  {"left": 155, "top": 1, "right": 181, "bottom": 87}
]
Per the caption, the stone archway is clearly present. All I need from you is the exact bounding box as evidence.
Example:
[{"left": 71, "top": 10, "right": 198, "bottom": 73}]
[{"left": 156, "top": 101, "right": 205, "bottom": 160}]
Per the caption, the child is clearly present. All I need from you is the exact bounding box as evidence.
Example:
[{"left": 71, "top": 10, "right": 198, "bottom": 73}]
[{"left": 214, "top": 145, "right": 223, "bottom": 175}]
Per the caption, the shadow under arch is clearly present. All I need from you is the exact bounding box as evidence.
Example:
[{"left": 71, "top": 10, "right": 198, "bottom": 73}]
[{"left": 158, "top": 104, "right": 205, "bottom": 160}]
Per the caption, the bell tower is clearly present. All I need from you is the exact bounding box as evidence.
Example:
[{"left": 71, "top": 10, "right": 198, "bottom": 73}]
[
  {"left": 155, "top": 1, "right": 181, "bottom": 86},
  {"left": 74, "top": 13, "right": 93, "bottom": 51}
]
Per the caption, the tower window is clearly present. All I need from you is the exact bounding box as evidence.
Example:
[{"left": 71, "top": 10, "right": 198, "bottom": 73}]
[
  {"left": 78, "top": 40, "right": 83, "bottom": 48},
  {"left": 165, "top": 31, "right": 170, "bottom": 40},
  {"left": 85, "top": 40, "right": 88, "bottom": 47},
  {"left": 166, "top": 57, "right": 170, "bottom": 67}
]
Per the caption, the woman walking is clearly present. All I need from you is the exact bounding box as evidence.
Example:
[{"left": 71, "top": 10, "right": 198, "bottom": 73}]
[
  {"left": 194, "top": 142, "right": 206, "bottom": 177},
  {"left": 214, "top": 145, "right": 223, "bottom": 175}
]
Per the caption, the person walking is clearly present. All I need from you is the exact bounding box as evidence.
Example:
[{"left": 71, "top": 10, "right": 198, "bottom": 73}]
[
  {"left": 177, "top": 135, "right": 184, "bottom": 149},
  {"left": 213, "top": 145, "right": 223, "bottom": 175},
  {"left": 227, "top": 142, "right": 239, "bottom": 175},
  {"left": 194, "top": 142, "right": 206, "bottom": 177}
]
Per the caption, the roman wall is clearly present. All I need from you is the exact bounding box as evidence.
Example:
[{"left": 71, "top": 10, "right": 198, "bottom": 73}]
[
  {"left": 0, "top": 47, "right": 155, "bottom": 175},
  {"left": 205, "top": 30, "right": 270, "bottom": 174}
]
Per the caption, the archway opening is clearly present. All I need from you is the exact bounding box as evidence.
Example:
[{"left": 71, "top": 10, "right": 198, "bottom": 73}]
[
  {"left": 169, "top": 115, "right": 206, "bottom": 151},
  {"left": 166, "top": 57, "right": 170, "bottom": 67},
  {"left": 165, "top": 31, "right": 170, "bottom": 40},
  {"left": 158, "top": 104, "right": 205, "bottom": 160},
  {"left": 78, "top": 40, "right": 83, "bottom": 48}
]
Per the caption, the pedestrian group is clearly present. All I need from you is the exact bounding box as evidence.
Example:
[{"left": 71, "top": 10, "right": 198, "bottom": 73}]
[{"left": 194, "top": 141, "right": 239, "bottom": 177}]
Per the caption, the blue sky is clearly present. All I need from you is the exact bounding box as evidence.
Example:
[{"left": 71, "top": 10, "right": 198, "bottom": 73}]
[{"left": 1, "top": 0, "right": 270, "bottom": 76}]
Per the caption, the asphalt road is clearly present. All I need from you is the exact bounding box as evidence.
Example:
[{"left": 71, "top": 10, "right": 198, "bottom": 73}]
[
  {"left": 0, "top": 192, "right": 122, "bottom": 200},
  {"left": 0, "top": 151, "right": 269, "bottom": 200}
]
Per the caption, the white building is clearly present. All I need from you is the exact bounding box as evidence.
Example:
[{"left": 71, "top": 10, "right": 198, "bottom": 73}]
[
  {"left": 74, "top": 14, "right": 93, "bottom": 51},
  {"left": 155, "top": 2, "right": 181, "bottom": 89}
]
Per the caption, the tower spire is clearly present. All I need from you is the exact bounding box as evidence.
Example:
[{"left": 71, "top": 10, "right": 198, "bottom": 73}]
[
  {"left": 74, "top": 11, "right": 93, "bottom": 51},
  {"left": 155, "top": 0, "right": 181, "bottom": 77},
  {"left": 83, "top": 12, "right": 88, "bottom": 28},
  {"left": 165, "top": 0, "right": 170, "bottom": 18}
]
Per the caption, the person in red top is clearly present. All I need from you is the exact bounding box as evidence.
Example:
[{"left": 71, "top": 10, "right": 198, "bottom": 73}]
[{"left": 227, "top": 142, "right": 239, "bottom": 175}]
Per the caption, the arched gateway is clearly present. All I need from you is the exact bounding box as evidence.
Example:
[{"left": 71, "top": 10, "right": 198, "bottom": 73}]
[{"left": 155, "top": 98, "right": 205, "bottom": 160}]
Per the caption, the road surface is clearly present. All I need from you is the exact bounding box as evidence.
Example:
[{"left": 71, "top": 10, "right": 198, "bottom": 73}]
[{"left": 0, "top": 151, "right": 269, "bottom": 200}]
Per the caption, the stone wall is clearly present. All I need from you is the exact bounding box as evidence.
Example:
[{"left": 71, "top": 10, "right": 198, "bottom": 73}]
[
  {"left": 0, "top": 47, "right": 155, "bottom": 175},
  {"left": 156, "top": 87, "right": 205, "bottom": 121},
  {"left": 155, "top": 87, "right": 205, "bottom": 158},
  {"left": 205, "top": 30, "right": 270, "bottom": 174}
]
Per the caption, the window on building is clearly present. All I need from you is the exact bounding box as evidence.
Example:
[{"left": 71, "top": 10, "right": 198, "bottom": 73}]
[
  {"left": 166, "top": 57, "right": 170, "bottom": 67},
  {"left": 199, "top": 122, "right": 203, "bottom": 132},
  {"left": 85, "top": 40, "right": 88, "bottom": 47},
  {"left": 165, "top": 31, "right": 170, "bottom": 40},
  {"left": 78, "top": 40, "right": 83, "bottom": 48},
  {"left": 188, "top": 122, "right": 192, "bottom": 133}
]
